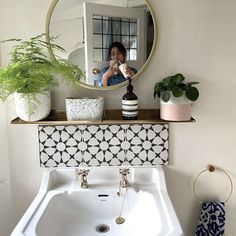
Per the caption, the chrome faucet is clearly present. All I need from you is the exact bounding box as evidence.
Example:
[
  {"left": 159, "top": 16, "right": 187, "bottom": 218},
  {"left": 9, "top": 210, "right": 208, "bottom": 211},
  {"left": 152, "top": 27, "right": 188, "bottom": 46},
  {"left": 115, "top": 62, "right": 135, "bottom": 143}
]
[
  {"left": 78, "top": 169, "right": 89, "bottom": 188},
  {"left": 119, "top": 168, "right": 130, "bottom": 188}
]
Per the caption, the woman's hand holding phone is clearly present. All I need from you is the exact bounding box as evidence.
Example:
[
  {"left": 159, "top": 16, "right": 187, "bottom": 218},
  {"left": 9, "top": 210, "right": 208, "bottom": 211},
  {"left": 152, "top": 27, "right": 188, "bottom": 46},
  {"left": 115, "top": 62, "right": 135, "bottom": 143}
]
[{"left": 109, "top": 60, "right": 118, "bottom": 75}]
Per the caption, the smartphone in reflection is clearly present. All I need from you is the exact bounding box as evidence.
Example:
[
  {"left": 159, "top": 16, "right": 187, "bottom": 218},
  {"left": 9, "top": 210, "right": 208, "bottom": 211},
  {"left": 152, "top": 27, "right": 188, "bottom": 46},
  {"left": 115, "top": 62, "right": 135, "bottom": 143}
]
[{"left": 110, "top": 60, "right": 118, "bottom": 75}]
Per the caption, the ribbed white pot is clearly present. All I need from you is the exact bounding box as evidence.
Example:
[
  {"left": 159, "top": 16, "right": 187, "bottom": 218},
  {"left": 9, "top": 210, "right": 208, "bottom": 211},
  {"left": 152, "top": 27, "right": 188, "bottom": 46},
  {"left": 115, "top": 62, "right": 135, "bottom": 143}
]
[
  {"left": 160, "top": 93, "right": 191, "bottom": 121},
  {"left": 14, "top": 91, "right": 51, "bottom": 122}
]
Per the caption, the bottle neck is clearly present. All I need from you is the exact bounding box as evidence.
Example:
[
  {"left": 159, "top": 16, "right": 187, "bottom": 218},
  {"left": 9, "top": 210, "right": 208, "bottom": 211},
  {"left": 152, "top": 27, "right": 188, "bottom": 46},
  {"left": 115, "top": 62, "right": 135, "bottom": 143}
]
[
  {"left": 127, "top": 77, "right": 133, "bottom": 92},
  {"left": 122, "top": 77, "right": 137, "bottom": 100}
]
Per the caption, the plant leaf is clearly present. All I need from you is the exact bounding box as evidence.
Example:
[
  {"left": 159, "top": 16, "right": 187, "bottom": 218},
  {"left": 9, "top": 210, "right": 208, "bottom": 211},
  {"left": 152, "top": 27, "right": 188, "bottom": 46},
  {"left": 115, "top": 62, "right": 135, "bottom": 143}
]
[
  {"left": 161, "top": 91, "right": 171, "bottom": 102},
  {"left": 185, "top": 87, "right": 199, "bottom": 101},
  {"left": 186, "top": 82, "right": 199, "bottom": 86},
  {"left": 172, "top": 86, "right": 184, "bottom": 97},
  {"left": 172, "top": 73, "right": 185, "bottom": 85}
]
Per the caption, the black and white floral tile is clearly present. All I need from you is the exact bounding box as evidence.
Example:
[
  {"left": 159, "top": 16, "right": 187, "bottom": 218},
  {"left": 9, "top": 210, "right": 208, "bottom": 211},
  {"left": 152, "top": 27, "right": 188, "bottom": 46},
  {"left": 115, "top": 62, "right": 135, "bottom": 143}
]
[{"left": 38, "top": 124, "right": 169, "bottom": 167}]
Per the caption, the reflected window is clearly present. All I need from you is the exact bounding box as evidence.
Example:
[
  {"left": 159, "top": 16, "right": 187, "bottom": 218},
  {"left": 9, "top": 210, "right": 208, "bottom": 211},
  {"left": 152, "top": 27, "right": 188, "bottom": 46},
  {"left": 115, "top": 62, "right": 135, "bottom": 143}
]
[{"left": 93, "top": 15, "right": 138, "bottom": 62}]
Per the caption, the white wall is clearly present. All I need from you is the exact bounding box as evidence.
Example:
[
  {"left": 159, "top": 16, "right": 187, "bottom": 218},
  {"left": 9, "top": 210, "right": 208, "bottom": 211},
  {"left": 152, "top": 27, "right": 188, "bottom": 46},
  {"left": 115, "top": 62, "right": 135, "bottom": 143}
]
[
  {"left": 0, "top": 104, "right": 13, "bottom": 236},
  {"left": 0, "top": 0, "right": 236, "bottom": 235},
  {"left": 0, "top": 30, "right": 13, "bottom": 236}
]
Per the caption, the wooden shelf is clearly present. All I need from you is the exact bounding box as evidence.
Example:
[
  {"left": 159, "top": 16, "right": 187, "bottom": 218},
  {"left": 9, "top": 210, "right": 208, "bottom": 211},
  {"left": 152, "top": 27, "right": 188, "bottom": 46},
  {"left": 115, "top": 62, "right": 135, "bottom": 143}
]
[{"left": 11, "top": 109, "right": 196, "bottom": 125}]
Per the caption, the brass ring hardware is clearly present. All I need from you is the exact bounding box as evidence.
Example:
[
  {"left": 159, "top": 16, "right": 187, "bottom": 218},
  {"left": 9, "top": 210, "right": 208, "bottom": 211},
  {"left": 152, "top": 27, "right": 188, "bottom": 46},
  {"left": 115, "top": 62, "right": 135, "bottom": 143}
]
[
  {"left": 193, "top": 165, "right": 233, "bottom": 203},
  {"left": 92, "top": 68, "right": 100, "bottom": 74}
]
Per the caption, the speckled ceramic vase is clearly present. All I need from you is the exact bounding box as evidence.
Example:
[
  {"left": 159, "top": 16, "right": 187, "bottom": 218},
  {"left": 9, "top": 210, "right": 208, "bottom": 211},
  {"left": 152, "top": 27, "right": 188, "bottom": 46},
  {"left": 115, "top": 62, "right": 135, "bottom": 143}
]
[
  {"left": 160, "top": 93, "right": 191, "bottom": 121},
  {"left": 65, "top": 97, "right": 104, "bottom": 121}
]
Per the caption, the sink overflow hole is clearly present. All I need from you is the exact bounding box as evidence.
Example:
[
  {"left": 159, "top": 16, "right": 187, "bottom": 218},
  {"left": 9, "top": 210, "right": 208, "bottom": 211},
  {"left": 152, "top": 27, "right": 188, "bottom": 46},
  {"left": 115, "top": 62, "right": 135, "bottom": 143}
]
[
  {"left": 98, "top": 194, "right": 109, "bottom": 198},
  {"left": 96, "top": 224, "right": 110, "bottom": 233}
]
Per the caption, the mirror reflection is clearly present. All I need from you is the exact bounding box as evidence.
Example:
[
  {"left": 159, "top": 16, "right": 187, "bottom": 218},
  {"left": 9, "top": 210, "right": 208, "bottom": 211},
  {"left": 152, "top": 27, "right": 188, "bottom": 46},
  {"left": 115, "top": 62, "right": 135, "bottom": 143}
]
[{"left": 48, "top": 0, "right": 155, "bottom": 89}]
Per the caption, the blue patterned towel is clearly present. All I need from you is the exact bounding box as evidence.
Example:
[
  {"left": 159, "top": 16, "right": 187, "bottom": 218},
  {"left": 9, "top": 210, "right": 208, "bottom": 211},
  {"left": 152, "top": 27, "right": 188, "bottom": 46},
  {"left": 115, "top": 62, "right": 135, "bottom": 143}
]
[{"left": 195, "top": 201, "right": 225, "bottom": 236}]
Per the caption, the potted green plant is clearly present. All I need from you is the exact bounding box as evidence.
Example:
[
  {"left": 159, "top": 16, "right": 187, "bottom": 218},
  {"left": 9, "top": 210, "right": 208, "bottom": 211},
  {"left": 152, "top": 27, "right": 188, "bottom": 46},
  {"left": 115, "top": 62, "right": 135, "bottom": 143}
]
[
  {"left": 154, "top": 73, "right": 199, "bottom": 121},
  {"left": 0, "top": 34, "right": 84, "bottom": 121}
]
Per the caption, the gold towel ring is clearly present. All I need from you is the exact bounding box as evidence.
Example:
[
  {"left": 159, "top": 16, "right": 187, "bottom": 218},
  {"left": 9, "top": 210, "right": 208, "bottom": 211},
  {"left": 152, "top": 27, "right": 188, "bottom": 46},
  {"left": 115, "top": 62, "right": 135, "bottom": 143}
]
[{"left": 193, "top": 165, "right": 233, "bottom": 203}]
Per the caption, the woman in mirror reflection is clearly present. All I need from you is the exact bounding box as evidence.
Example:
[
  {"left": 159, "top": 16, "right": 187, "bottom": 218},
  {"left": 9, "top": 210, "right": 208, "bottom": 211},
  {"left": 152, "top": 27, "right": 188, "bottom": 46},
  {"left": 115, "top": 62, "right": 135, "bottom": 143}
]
[{"left": 100, "top": 42, "right": 137, "bottom": 86}]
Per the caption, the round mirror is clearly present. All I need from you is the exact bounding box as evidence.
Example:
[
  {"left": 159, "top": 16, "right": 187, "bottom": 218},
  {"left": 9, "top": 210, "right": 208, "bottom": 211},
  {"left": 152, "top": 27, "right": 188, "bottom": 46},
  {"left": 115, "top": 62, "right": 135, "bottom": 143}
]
[{"left": 45, "top": 0, "right": 157, "bottom": 90}]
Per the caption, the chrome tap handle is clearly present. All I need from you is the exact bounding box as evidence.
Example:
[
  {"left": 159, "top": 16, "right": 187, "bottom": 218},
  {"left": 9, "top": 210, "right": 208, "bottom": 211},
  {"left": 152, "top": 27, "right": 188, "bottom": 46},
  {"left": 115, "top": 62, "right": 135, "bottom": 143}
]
[
  {"left": 119, "top": 168, "right": 130, "bottom": 188},
  {"left": 78, "top": 169, "right": 89, "bottom": 176},
  {"left": 78, "top": 169, "right": 89, "bottom": 188},
  {"left": 119, "top": 168, "right": 130, "bottom": 176}
]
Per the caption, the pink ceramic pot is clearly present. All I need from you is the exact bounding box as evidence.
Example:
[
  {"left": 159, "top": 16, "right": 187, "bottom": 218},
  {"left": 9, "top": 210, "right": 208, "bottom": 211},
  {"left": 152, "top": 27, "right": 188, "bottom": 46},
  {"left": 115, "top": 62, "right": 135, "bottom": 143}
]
[{"left": 160, "top": 93, "right": 191, "bottom": 121}]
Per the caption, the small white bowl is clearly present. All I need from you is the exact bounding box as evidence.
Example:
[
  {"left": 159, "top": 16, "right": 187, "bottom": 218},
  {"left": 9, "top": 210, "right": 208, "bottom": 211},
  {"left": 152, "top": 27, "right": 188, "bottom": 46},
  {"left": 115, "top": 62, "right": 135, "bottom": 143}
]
[{"left": 65, "top": 97, "right": 104, "bottom": 121}]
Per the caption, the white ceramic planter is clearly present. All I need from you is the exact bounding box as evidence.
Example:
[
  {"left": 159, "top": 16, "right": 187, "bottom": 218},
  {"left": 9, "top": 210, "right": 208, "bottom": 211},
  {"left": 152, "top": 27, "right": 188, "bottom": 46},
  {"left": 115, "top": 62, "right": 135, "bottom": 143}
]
[
  {"left": 65, "top": 97, "right": 104, "bottom": 121},
  {"left": 14, "top": 91, "right": 51, "bottom": 122},
  {"left": 160, "top": 93, "right": 191, "bottom": 121}
]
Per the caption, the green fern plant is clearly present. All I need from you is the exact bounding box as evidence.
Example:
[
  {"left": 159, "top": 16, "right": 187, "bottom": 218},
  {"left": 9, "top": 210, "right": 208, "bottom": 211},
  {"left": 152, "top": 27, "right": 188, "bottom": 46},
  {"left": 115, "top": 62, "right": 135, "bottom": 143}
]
[{"left": 0, "top": 34, "right": 84, "bottom": 117}]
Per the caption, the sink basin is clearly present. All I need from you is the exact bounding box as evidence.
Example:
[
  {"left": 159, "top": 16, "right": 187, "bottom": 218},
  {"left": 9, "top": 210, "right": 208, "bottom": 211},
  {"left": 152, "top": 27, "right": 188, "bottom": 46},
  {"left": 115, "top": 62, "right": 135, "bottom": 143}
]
[{"left": 11, "top": 167, "right": 183, "bottom": 236}]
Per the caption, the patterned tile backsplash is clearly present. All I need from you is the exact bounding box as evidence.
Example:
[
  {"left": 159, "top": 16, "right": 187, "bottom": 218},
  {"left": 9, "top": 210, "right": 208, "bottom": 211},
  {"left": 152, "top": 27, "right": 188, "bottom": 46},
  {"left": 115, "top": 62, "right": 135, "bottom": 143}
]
[{"left": 38, "top": 124, "right": 169, "bottom": 167}]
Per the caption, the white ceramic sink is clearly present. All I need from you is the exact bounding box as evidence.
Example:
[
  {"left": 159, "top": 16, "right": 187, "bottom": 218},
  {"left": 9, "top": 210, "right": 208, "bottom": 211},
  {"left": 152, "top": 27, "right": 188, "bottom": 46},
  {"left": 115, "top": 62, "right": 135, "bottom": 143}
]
[{"left": 11, "top": 167, "right": 183, "bottom": 236}]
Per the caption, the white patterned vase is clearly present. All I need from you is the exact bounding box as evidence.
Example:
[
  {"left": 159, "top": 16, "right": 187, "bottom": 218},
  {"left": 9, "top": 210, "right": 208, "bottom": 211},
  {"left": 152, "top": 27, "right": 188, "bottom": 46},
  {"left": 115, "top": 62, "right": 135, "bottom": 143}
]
[{"left": 14, "top": 91, "right": 51, "bottom": 122}]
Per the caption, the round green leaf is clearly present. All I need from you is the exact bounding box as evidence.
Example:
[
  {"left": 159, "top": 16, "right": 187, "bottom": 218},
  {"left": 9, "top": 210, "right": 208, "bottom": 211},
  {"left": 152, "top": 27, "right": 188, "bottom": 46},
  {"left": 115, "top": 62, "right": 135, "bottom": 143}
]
[
  {"left": 174, "top": 73, "right": 185, "bottom": 84},
  {"left": 161, "top": 91, "right": 171, "bottom": 102},
  {"left": 185, "top": 87, "right": 199, "bottom": 101},
  {"left": 172, "top": 86, "right": 183, "bottom": 97}
]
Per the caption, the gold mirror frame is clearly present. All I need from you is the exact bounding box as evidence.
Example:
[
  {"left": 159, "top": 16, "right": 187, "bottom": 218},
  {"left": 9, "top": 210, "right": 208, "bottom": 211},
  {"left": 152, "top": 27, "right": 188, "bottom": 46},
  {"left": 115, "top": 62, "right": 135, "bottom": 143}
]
[{"left": 45, "top": 0, "right": 158, "bottom": 91}]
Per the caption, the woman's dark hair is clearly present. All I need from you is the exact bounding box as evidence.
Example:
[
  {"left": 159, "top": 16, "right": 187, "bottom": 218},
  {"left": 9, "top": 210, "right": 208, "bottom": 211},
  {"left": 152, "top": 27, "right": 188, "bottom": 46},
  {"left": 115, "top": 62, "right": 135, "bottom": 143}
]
[{"left": 107, "top": 42, "right": 126, "bottom": 60}]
